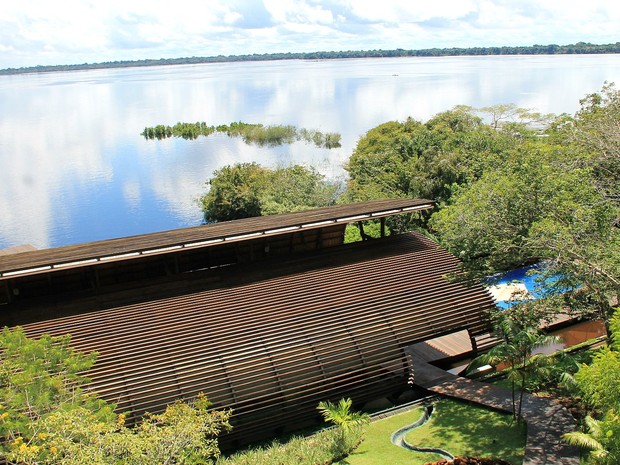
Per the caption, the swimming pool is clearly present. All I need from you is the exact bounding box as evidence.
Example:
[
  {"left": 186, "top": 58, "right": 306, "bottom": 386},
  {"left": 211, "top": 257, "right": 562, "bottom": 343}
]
[{"left": 487, "top": 264, "right": 560, "bottom": 309}]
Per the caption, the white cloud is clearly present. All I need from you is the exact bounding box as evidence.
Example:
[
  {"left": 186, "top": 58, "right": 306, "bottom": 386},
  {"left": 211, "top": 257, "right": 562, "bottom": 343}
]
[
  {"left": 349, "top": 0, "right": 479, "bottom": 23},
  {"left": 1, "top": 0, "right": 619, "bottom": 69},
  {"left": 263, "top": 0, "right": 335, "bottom": 24}
]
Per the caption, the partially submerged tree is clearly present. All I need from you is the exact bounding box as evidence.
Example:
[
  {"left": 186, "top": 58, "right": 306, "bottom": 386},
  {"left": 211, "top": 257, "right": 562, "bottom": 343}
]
[{"left": 201, "top": 162, "right": 269, "bottom": 221}]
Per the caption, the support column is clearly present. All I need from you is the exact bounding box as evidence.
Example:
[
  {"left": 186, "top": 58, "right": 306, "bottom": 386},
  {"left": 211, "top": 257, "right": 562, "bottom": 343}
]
[{"left": 357, "top": 221, "right": 371, "bottom": 241}]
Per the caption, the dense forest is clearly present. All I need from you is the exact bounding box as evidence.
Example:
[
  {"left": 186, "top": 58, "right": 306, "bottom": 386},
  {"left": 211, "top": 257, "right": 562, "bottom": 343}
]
[{"left": 2, "top": 41, "right": 619, "bottom": 75}]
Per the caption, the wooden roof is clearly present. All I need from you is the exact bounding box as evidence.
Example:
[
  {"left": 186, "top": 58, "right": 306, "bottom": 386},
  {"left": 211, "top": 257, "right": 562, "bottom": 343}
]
[
  {"left": 19, "top": 231, "right": 494, "bottom": 444},
  {"left": 0, "top": 198, "right": 432, "bottom": 279}
]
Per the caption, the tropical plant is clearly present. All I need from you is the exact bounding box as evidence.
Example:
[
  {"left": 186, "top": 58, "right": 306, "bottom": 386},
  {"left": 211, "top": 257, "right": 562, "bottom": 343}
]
[
  {"left": 316, "top": 397, "right": 370, "bottom": 433},
  {"left": 564, "top": 413, "right": 620, "bottom": 465},
  {"left": 560, "top": 308, "right": 620, "bottom": 463},
  {"left": 468, "top": 308, "right": 560, "bottom": 421},
  {"left": 0, "top": 326, "right": 109, "bottom": 448},
  {"left": 0, "top": 326, "right": 231, "bottom": 465},
  {"left": 573, "top": 308, "right": 620, "bottom": 412},
  {"left": 217, "top": 424, "right": 364, "bottom": 465}
]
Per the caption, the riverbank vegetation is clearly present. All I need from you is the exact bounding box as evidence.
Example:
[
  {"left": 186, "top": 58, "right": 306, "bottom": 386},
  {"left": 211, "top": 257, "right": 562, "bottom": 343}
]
[
  {"left": 3, "top": 42, "right": 620, "bottom": 75},
  {"left": 141, "top": 121, "right": 341, "bottom": 148},
  {"left": 200, "top": 83, "right": 618, "bottom": 462},
  {"left": 203, "top": 84, "right": 618, "bottom": 330}
]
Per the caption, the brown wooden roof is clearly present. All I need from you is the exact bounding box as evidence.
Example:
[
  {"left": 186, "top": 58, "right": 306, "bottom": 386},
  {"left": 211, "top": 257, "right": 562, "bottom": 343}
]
[
  {"left": 0, "top": 198, "right": 432, "bottom": 279},
  {"left": 19, "top": 231, "right": 493, "bottom": 444}
]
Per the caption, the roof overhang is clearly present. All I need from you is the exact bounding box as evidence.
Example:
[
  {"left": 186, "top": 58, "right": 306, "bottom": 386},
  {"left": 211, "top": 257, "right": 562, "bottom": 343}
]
[{"left": 0, "top": 199, "right": 433, "bottom": 279}]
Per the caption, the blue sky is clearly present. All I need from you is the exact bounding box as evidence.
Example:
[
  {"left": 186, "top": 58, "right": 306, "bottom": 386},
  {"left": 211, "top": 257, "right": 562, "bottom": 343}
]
[{"left": 1, "top": 0, "right": 619, "bottom": 69}]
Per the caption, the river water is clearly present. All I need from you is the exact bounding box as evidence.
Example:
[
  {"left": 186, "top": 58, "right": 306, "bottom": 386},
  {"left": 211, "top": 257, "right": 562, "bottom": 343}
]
[{"left": 2, "top": 54, "right": 620, "bottom": 249}]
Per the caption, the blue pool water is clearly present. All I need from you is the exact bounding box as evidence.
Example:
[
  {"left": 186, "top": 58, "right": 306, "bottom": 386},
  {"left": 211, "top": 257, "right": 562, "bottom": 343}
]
[{"left": 490, "top": 264, "right": 561, "bottom": 309}]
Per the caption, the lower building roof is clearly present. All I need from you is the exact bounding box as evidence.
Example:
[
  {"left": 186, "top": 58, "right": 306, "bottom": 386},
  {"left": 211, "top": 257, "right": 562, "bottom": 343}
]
[{"left": 18, "top": 231, "right": 493, "bottom": 443}]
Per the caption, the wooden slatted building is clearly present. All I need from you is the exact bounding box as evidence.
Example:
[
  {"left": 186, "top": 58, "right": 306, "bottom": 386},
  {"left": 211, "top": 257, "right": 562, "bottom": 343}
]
[{"left": 0, "top": 199, "right": 496, "bottom": 445}]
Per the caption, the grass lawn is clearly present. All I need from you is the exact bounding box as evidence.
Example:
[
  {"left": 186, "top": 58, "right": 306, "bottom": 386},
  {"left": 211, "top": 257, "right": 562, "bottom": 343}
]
[{"left": 341, "top": 398, "right": 526, "bottom": 465}]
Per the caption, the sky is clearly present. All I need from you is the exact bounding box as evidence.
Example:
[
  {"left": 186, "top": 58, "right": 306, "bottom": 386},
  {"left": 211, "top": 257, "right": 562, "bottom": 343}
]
[{"left": 1, "top": 0, "right": 619, "bottom": 69}]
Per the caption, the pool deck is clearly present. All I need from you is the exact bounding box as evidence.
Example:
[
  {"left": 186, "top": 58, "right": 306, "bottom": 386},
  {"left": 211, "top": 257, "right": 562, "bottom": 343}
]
[
  {"left": 408, "top": 342, "right": 580, "bottom": 465},
  {"left": 487, "top": 282, "right": 532, "bottom": 303}
]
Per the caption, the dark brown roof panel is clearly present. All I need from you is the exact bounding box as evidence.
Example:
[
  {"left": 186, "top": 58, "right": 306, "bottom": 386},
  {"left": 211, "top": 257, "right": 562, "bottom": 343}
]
[{"left": 19, "top": 232, "right": 493, "bottom": 444}]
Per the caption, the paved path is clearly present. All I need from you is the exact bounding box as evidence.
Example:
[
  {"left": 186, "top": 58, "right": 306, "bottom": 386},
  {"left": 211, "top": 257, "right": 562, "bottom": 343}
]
[{"left": 408, "top": 344, "right": 580, "bottom": 465}]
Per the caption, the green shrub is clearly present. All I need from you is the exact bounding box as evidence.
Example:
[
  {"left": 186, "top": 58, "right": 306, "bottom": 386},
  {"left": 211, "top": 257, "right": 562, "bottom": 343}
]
[{"left": 218, "top": 425, "right": 364, "bottom": 465}]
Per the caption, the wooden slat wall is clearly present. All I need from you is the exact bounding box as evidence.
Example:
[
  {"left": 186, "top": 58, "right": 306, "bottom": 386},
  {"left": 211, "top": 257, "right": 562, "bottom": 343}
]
[
  {"left": 18, "top": 232, "right": 494, "bottom": 445},
  {"left": 2, "top": 225, "right": 347, "bottom": 309}
]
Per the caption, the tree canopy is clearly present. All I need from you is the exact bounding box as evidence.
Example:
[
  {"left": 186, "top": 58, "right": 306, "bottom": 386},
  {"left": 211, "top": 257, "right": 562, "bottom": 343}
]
[
  {"left": 200, "top": 163, "right": 341, "bottom": 222},
  {"left": 4, "top": 42, "right": 620, "bottom": 76},
  {"left": 0, "top": 327, "right": 231, "bottom": 465},
  {"left": 424, "top": 90, "right": 619, "bottom": 326}
]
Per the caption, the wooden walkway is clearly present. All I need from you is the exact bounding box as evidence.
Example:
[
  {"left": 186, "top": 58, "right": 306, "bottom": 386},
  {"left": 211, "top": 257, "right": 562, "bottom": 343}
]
[{"left": 408, "top": 344, "right": 580, "bottom": 465}]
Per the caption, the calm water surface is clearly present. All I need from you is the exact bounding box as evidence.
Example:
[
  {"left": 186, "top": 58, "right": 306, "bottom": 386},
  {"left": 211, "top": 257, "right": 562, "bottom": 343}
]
[{"left": 2, "top": 55, "right": 620, "bottom": 249}]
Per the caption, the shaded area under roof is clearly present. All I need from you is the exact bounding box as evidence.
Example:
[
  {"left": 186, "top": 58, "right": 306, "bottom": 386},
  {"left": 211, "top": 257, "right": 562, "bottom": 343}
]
[
  {"left": 0, "top": 198, "right": 432, "bottom": 278},
  {"left": 19, "top": 231, "right": 494, "bottom": 445}
]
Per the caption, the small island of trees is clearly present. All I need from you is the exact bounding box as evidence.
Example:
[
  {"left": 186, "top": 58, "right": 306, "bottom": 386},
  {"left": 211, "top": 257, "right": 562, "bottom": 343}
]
[{"left": 141, "top": 121, "right": 342, "bottom": 149}]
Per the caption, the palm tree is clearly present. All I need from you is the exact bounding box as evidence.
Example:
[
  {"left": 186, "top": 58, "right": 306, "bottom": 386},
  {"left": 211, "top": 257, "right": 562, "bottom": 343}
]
[
  {"left": 317, "top": 398, "right": 370, "bottom": 433},
  {"left": 469, "top": 311, "right": 560, "bottom": 421},
  {"left": 564, "top": 414, "right": 620, "bottom": 465}
]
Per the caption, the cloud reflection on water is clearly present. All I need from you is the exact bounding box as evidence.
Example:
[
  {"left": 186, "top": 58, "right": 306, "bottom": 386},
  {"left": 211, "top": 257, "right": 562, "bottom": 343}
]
[{"left": 1, "top": 55, "right": 620, "bottom": 249}]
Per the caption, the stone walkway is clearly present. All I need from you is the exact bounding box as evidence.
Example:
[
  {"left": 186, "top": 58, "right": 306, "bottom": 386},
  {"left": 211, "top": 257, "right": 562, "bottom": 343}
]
[{"left": 408, "top": 344, "right": 580, "bottom": 465}]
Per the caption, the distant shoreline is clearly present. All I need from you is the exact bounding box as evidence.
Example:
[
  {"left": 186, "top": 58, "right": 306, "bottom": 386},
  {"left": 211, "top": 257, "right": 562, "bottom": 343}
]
[{"left": 2, "top": 41, "right": 619, "bottom": 76}]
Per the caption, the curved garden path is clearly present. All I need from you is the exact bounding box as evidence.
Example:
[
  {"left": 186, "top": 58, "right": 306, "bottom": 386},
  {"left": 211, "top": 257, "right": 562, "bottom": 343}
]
[{"left": 407, "top": 343, "right": 580, "bottom": 465}]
